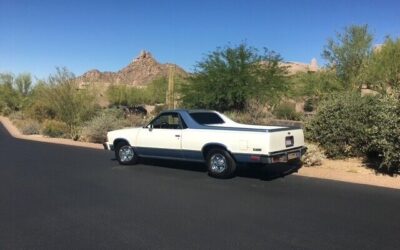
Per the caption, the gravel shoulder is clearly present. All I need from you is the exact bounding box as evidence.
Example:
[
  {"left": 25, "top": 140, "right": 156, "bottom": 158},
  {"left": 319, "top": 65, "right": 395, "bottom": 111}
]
[{"left": 1, "top": 116, "right": 398, "bottom": 189}]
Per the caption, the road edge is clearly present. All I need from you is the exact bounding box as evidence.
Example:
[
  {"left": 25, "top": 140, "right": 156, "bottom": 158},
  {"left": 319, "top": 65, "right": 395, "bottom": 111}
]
[{"left": 0, "top": 116, "right": 103, "bottom": 150}]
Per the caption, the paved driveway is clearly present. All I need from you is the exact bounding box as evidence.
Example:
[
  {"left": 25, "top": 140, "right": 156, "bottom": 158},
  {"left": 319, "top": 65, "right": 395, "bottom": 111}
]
[{"left": 0, "top": 124, "right": 399, "bottom": 249}]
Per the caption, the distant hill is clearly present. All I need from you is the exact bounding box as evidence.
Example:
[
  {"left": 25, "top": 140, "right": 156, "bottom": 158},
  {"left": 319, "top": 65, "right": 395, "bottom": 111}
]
[
  {"left": 280, "top": 58, "right": 319, "bottom": 75},
  {"left": 77, "top": 50, "right": 188, "bottom": 87},
  {"left": 77, "top": 51, "right": 318, "bottom": 88}
]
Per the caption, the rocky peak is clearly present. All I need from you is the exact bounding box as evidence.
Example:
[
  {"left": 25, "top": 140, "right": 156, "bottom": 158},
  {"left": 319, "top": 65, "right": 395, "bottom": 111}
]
[
  {"left": 82, "top": 69, "right": 101, "bottom": 78},
  {"left": 77, "top": 50, "right": 187, "bottom": 87},
  {"left": 133, "top": 50, "right": 154, "bottom": 62}
]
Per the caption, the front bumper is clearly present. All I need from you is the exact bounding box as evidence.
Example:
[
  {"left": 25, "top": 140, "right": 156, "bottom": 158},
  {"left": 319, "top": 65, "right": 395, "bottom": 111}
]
[{"left": 103, "top": 142, "right": 114, "bottom": 151}]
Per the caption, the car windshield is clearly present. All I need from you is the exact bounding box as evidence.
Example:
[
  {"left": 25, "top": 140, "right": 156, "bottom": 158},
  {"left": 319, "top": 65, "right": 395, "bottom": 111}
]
[{"left": 189, "top": 112, "right": 225, "bottom": 125}]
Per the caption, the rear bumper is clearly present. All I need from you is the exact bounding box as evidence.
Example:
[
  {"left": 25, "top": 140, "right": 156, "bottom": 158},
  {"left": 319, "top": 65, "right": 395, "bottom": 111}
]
[
  {"left": 233, "top": 146, "right": 307, "bottom": 164},
  {"left": 103, "top": 142, "right": 114, "bottom": 151}
]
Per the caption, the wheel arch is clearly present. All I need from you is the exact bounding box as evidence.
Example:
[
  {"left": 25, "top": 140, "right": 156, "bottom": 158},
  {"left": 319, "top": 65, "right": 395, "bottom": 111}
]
[
  {"left": 201, "top": 143, "right": 232, "bottom": 160},
  {"left": 113, "top": 138, "right": 131, "bottom": 148}
]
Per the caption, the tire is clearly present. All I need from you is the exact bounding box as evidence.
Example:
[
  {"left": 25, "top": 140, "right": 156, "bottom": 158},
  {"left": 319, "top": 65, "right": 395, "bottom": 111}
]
[
  {"left": 115, "top": 142, "right": 138, "bottom": 165},
  {"left": 206, "top": 149, "right": 237, "bottom": 178}
]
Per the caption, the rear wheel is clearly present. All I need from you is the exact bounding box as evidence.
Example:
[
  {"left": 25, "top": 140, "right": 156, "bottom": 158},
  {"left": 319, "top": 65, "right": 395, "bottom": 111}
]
[
  {"left": 206, "top": 149, "right": 236, "bottom": 178},
  {"left": 115, "top": 142, "right": 138, "bottom": 165}
]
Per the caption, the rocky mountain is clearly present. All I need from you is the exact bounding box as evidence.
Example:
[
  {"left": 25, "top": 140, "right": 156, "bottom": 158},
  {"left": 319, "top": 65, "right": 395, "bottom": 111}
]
[
  {"left": 77, "top": 51, "right": 188, "bottom": 87},
  {"left": 280, "top": 58, "right": 319, "bottom": 75}
]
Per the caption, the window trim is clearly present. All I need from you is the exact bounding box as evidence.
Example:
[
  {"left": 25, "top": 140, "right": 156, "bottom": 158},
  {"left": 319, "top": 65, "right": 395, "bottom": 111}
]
[{"left": 146, "top": 112, "right": 186, "bottom": 130}]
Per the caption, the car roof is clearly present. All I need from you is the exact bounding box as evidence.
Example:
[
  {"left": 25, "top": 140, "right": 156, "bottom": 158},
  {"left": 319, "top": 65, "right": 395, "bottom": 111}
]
[{"left": 161, "top": 109, "right": 217, "bottom": 114}]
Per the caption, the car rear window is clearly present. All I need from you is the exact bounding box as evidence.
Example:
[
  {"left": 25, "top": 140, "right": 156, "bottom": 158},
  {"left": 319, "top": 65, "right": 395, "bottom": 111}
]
[{"left": 189, "top": 112, "right": 225, "bottom": 125}]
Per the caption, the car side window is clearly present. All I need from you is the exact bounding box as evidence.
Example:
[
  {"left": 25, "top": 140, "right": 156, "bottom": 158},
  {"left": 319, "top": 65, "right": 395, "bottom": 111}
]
[{"left": 150, "top": 113, "right": 182, "bottom": 129}]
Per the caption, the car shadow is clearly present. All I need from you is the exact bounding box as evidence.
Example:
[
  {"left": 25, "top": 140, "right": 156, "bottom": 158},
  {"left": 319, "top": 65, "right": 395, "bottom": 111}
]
[
  {"left": 237, "top": 163, "right": 302, "bottom": 181},
  {"left": 111, "top": 158, "right": 301, "bottom": 181}
]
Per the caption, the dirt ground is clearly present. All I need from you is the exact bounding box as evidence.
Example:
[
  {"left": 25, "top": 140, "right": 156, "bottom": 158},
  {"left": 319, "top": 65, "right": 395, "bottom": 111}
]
[
  {"left": 296, "top": 158, "right": 399, "bottom": 189},
  {"left": 1, "top": 116, "right": 398, "bottom": 189}
]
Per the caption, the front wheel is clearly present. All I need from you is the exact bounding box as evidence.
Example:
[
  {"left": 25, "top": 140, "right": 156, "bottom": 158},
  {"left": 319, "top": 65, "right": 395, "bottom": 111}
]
[
  {"left": 206, "top": 149, "right": 236, "bottom": 178},
  {"left": 115, "top": 142, "right": 138, "bottom": 165}
]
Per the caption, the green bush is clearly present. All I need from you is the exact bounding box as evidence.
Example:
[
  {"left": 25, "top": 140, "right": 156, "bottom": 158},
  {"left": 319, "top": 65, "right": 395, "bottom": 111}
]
[
  {"left": 273, "top": 103, "right": 301, "bottom": 121},
  {"left": 306, "top": 92, "right": 400, "bottom": 174},
  {"left": 41, "top": 120, "right": 69, "bottom": 138},
  {"left": 80, "top": 109, "right": 131, "bottom": 143},
  {"left": 303, "top": 98, "right": 315, "bottom": 112}
]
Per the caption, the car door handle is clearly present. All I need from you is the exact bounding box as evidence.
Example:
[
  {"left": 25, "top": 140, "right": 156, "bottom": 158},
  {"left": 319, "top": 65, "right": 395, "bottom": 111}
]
[{"left": 175, "top": 135, "right": 181, "bottom": 138}]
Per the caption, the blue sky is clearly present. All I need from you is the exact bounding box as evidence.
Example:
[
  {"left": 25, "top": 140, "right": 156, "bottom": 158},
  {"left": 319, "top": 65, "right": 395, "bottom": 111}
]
[{"left": 1, "top": 0, "right": 399, "bottom": 80}]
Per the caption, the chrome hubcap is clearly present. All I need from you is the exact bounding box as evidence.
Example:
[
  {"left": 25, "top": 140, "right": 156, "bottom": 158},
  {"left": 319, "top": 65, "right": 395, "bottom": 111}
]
[
  {"left": 210, "top": 154, "right": 227, "bottom": 173},
  {"left": 119, "top": 145, "right": 134, "bottom": 162}
]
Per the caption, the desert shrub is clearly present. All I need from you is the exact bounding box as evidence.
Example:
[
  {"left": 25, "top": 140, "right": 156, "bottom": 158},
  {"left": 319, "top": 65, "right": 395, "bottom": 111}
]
[
  {"left": 224, "top": 109, "right": 273, "bottom": 125},
  {"left": 80, "top": 109, "right": 131, "bottom": 143},
  {"left": 8, "top": 112, "right": 40, "bottom": 135},
  {"left": 41, "top": 120, "right": 69, "bottom": 138},
  {"left": 273, "top": 103, "right": 301, "bottom": 121},
  {"left": 306, "top": 92, "right": 400, "bottom": 174},
  {"left": 19, "top": 119, "right": 41, "bottom": 135},
  {"left": 0, "top": 105, "right": 12, "bottom": 116},
  {"left": 364, "top": 97, "right": 400, "bottom": 174},
  {"left": 224, "top": 111, "right": 254, "bottom": 124},
  {"left": 224, "top": 99, "right": 273, "bottom": 124},
  {"left": 107, "top": 77, "right": 169, "bottom": 107},
  {"left": 8, "top": 111, "right": 25, "bottom": 121},
  {"left": 302, "top": 143, "right": 325, "bottom": 167},
  {"left": 10, "top": 114, "right": 41, "bottom": 135},
  {"left": 125, "top": 114, "right": 150, "bottom": 127}
]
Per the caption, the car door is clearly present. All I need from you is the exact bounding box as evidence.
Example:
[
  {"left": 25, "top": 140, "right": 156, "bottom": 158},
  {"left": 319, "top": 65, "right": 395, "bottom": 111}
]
[{"left": 136, "top": 112, "right": 183, "bottom": 159}]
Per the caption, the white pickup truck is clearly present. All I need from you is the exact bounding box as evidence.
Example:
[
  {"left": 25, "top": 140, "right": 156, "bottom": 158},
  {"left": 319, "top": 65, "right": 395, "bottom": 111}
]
[{"left": 104, "top": 109, "right": 306, "bottom": 178}]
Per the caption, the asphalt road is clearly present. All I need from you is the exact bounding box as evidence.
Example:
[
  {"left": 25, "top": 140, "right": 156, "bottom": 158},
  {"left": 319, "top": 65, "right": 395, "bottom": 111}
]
[{"left": 0, "top": 124, "right": 399, "bottom": 250}]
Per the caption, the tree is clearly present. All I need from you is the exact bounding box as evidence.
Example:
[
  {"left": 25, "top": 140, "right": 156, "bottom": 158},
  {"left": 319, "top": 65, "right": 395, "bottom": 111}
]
[
  {"left": 14, "top": 73, "right": 32, "bottom": 96},
  {"left": 42, "top": 67, "right": 98, "bottom": 138},
  {"left": 0, "top": 73, "right": 21, "bottom": 114},
  {"left": 363, "top": 37, "right": 400, "bottom": 97},
  {"left": 289, "top": 70, "right": 343, "bottom": 99},
  {"left": 0, "top": 73, "right": 14, "bottom": 88},
  {"left": 322, "top": 25, "right": 373, "bottom": 89},
  {"left": 180, "top": 43, "right": 288, "bottom": 111}
]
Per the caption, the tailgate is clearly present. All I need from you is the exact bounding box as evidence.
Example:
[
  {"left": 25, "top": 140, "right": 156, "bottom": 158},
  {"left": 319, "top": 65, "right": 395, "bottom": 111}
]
[{"left": 266, "top": 128, "right": 304, "bottom": 153}]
